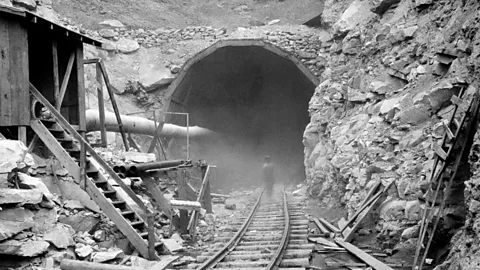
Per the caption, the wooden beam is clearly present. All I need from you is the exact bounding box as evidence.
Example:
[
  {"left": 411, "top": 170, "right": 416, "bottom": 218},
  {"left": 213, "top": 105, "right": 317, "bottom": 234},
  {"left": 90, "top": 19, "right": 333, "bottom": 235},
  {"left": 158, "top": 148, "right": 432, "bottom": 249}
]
[
  {"left": 77, "top": 44, "right": 86, "bottom": 189},
  {"left": 339, "top": 180, "right": 382, "bottom": 233},
  {"left": 319, "top": 218, "right": 340, "bottom": 233},
  {"left": 127, "top": 134, "right": 141, "bottom": 152},
  {"left": 176, "top": 169, "right": 189, "bottom": 234},
  {"left": 343, "top": 193, "right": 382, "bottom": 242},
  {"left": 98, "top": 61, "right": 129, "bottom": 151},
  {"left": 313, "top": 218, "right": 330, "bottom": 234},
  {"left": 83, "top": 58, "right": 100, "bottom": 64},
  {"left": 140, "top": 174, "right": 173, "bottom": 217},
  {"left": 52, "top": 40, "right": 60, "bottom": 108},
  {"left": 18, "top": 126, "right": 27, "bottom": 145},
  {"left": 96, "top": 63, "right": 107, "bottom": 147},
  {"left": 335, "top": 239, "right": 394, "bottom": 270},
  {"left": 56, "top": 52, "right": 75, "bottom": 110}
]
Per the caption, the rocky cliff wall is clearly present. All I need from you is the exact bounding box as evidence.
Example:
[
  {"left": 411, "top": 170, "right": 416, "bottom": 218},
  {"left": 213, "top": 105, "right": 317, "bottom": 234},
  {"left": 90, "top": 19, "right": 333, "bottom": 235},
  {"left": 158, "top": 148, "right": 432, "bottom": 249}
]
[{"left": 304, "top": 0, "right": 480, "bottom": 267}]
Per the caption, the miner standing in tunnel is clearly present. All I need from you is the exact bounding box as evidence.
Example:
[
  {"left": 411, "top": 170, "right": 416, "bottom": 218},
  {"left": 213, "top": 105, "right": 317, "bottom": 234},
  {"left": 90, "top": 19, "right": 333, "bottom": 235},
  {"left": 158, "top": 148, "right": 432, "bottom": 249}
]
[{"left": 263, "top": 156, "right": 275, "bottom": 197}]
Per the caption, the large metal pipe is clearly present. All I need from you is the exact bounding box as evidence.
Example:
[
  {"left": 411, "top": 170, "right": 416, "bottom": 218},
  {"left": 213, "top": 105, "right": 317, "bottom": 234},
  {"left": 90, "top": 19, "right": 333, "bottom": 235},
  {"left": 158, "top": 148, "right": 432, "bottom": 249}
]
[
  {"left": 129, "top": 159, "right": 187, "bottom": 174},
  {"left": 85, "top": 109, "right": 215, "bottom": 138}
]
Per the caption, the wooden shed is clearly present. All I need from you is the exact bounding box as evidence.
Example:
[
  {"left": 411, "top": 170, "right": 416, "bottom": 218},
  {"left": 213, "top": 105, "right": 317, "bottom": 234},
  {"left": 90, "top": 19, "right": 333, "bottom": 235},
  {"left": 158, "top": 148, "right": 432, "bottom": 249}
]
[{"left": 0, "top": 5, "right": 102, "bottom": 143}]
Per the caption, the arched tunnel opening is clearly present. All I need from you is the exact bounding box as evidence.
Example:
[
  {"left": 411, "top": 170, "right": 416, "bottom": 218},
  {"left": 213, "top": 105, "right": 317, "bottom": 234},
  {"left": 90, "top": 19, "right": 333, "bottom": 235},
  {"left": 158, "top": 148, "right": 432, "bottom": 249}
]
[{"left": 167, "top": 40, "right": 318, "bottom": 191}]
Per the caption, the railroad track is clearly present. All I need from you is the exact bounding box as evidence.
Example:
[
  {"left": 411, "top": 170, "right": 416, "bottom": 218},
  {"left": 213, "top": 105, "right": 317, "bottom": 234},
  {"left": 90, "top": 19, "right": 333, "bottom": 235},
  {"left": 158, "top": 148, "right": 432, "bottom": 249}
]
[{"left": 185, "top": 185, "right": 313, "bottom": 270}]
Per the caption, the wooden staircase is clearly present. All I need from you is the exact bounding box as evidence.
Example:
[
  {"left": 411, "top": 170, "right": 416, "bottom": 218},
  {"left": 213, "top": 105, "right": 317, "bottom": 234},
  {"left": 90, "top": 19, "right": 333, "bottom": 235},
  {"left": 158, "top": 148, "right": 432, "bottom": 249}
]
[{"left": 29, "top": 84, "right": 161, "bottom": 260}]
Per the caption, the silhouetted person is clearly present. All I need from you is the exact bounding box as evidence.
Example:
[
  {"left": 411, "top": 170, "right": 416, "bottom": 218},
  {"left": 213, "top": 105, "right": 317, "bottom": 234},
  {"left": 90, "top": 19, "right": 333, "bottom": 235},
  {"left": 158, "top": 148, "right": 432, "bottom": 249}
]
[{"left": 262, "top": 156, "right": 275, "bottom": 197}]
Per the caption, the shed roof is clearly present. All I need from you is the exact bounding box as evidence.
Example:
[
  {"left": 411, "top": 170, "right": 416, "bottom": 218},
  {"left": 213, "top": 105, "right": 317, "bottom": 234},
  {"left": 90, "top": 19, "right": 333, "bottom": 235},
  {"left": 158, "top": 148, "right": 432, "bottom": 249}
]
[{"left": 0, "top": 4, "right": 102, "bottom": 47}]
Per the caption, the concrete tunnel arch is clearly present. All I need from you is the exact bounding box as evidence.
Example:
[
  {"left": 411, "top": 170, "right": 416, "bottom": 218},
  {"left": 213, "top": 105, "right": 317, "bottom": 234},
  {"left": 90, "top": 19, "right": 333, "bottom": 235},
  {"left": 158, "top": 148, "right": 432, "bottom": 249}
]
[{"left": 165, "top": 39, "right": 319, "bottom": 189}]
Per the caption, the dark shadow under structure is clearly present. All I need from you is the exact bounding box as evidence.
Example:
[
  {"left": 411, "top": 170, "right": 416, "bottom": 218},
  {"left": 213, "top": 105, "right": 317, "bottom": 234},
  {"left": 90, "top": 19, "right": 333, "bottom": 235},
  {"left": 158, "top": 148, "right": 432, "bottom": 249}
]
[{"left": 166, "top": 40, "right": 318, "bottom": 190}]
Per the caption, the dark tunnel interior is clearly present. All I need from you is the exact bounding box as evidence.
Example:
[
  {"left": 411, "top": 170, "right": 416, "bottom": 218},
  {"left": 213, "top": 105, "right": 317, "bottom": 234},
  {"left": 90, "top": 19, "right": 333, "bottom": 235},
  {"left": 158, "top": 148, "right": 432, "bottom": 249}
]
[{"left": 168, "top": 45, "right": 316, "bottom": 191}]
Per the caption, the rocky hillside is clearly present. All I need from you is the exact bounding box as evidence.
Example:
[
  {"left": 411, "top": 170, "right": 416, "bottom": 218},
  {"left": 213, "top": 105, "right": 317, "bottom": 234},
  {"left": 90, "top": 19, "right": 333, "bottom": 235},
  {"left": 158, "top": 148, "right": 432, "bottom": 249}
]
[{"left": 303, "top": 0, "right": 480, "bottom": 268}]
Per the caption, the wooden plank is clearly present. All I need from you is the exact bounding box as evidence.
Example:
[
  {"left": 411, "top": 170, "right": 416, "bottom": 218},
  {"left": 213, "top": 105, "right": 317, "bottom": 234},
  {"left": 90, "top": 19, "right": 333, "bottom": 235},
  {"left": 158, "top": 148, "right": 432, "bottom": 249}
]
[
  {"left": 95, "top": 63, "right": 107, "bottom": 147},
  {"left": 9, "top": 20, "right": 29, "bottom": 126},
  {"left": 451, "top": 95, "right": 468, "bottom": 111},
  {"left": 335, "top": 239, "right": 394, "bottom": 270},
  {"left": 85, "top": 178, "right": 155, "bottom": 260},
  {"left": 52, "top": 40, "right": 60, "bottom": 108},
  {"left": 57, "top": 52, "right": 75, "bottom": 109},
  {"left": 76, "top": 44, "right": 86, "bottom": 189},
  {"left": 319, "top": 218, "right": 340, "bottom": 233},
  {"left": 170, "top": 200, "right": 202, "bottom": 210},
  {"left": 203, "top": 180, "right": 213, "bottom": 213},
  {"left": 83, "top": 58, "right": 100, "bottom": 64},
  {"left": 140, "top": 175, "right": 173, "bottom": 217},
  {"left": 29, "top": 83, "right": 149, "bottom": 213},
  {"left": 435, "top": 146, "right": 448, "bottom": 160},
  {"left": 340, "top": 180, "right": 381, "bottom": 233},
  {"left": 98, "top": 61, "right": 129, "bottom": 151},
  {"left": 127, "top": 134, "right": 141, "bottom": 152},
  {"left": 313, "top": 218, "right": 330, "bottom": 234},
  {"left": 344, "top": 193, "right": 382, "bottom": 242},
  {"left": 0, "top": 17, "right": 12, "bottom": 126},
  {"left": 308, "top": 237, "right": 338, "bottom": 248},
  {"left": 30, "top": 119, "right": 80, "bottom": 180},
  {"left": 147, "top": 121, "right": 165, "bottom": 153},
  {"left": 150, "top": 255, "right": 179, "bottom": 270},
  {"left": 176, "top": 169, "right": 189, "bottom": 234},
  {"left": 18, "top": 126, "right": 26, "bottom": 145},
  {"left": 147, "top": 213, "right": 156, "bottom": 260}
]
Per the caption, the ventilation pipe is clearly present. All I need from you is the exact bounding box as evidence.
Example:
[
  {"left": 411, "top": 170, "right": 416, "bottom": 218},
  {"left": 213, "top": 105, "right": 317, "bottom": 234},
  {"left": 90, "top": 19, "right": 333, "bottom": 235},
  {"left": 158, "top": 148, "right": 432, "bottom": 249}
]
[{"left": 85, "top": 109, "right": 216, "bottom": 138}]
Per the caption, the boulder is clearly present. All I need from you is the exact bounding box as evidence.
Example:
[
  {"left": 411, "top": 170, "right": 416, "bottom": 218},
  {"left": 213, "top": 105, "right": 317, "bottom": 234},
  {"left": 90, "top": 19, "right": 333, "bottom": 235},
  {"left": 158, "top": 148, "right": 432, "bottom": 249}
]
[
  {"left": 379, "top": 199, "right": 406, "bottom": 221},
  {"left": 63, "top": 199, "right": 85, "bottom": 210},
  {"left": 43, "top": 223, "right": 75, "bottom": 249},
  {"left": 51, "top": 249, "right": 76, "bottom": 263},
  {"left": 399, "top": 129, "right": 425, "bottom": 149},
  {"left": 170, "top": 65, "right": 181, "bottom": 74},
  {"left": 91, "top": 249, "right": 124, "bottom": 263},
  {"left": 17, "top": 173, "right": 53, "bottom": 199},
  {"left": 99, "top": 19, "right": 125, "bottom": 28},
  {"left": 0, "top": 240, "right": 49, "bottom": 257},
  {"left": 138, "top": 65, "right": 174, "bottom": 92},
  {"left": 401, "top": 225, "right": 420, "bottom": 239},
  {"left": 334, "top": 0, "right": 375, "bottom": 34},
  {"left": 11, "top": 0, "right": 36, "bottom": 10},
  {"left": 58, "top": 213, "right": 101, "bottom": 233},
  {"left": 0, "top": 220, "right": 34, "bottom": 241},
  {"left": 0, "top": 140, "right": 34, "bottom": 173},
  {"left": 396, "top": 104, "right": 431, "bottom": 125},
  {"left": 370, "top": 0, "right": 400, "bottom": 15},
  {"left": 99, "top": 29, "right": 117, "bottom": 39},
  {"left": 0, "top": 188, "right": 43, "bottom": 205},
  {"left": 0, "top": 0, "right": 13, "bottom": 7},
  {"left": 162, "top": 238, "right": 183, "bottom": 253},
  {"left": 405, "top": 200, "right": 421, "bottom": 221},
  {"left": 75, "top": 245, "right": 93, "bottom": 258},
  {"left": 115, "top": 38, "right": 140, "bottom": 54},
  {"left": 413, "top": 81, "right": 458, "bottom": 112}
]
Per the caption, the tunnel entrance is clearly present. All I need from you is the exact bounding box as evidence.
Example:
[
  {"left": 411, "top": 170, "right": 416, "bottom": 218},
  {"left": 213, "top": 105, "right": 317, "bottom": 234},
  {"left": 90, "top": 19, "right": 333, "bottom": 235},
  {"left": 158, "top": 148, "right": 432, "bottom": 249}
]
[{"left": 166, "top": 40, "right": 318, "bottom": 191}]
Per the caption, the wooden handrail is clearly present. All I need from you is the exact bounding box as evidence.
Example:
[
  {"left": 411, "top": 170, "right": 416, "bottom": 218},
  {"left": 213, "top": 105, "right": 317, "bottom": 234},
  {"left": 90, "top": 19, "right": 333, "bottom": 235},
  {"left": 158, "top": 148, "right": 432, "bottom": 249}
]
[{"left": 29, "top": 83, "right": 148, "bottom": 212}]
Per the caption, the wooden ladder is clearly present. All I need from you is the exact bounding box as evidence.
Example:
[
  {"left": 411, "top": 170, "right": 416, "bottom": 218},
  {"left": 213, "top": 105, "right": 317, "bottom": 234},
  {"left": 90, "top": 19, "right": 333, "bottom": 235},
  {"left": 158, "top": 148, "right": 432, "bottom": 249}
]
[
  {"left": 412, "top": 88, "right": 480, "bottom": 270},
  {"left": 29, "top": 85, "right": 161, "bottom": 260}
]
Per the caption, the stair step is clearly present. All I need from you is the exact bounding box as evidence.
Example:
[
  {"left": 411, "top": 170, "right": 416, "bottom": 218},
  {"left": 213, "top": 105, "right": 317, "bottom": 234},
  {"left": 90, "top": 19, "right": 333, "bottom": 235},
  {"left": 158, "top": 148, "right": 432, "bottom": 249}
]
[
  {"left": 130, "top": 221, "right": 145, "bottom": 227},
  {"left": 94, "top": 179, "right": 108, "bottom": 185},
  {"left": 139, "top": 232, "right": 149, "bottom": 238},
  {"left": 103, "top": 190, "right": 116, "bottom": 196},
  {"left": 121, "top": 210, "right": 135, "bottom": 217},
  {"left": 112, "top": 200, "right": 126, "bottom": 207},
  {"left": 87, "top": 170, "right": 99, "bottom": 177}
]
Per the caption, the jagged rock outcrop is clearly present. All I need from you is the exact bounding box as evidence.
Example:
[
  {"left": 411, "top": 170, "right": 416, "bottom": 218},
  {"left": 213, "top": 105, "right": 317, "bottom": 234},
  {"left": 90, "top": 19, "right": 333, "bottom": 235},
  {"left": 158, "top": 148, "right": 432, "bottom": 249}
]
[{"left": 303, "top": 0, "right": 480, "bottom": 267}]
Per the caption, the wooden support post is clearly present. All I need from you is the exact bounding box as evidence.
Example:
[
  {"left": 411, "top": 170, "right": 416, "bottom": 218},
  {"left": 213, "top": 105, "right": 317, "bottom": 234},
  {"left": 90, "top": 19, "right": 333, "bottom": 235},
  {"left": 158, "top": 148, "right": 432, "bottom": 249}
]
[
  {"left": 77, "top": 45, "right": 86, "bottom": 189},
  {"left": 177, "top": 169, "right": 189, "bottom": 234},
  {"left": 57, "top": 52, "right": 75, "bottom": 110},
  {"left": 127, "top": 133, "right": 141, "bottom": 152},
  {"left": 52, "top": 40, "right": 60, "bottom": 108},
  {"left": 98, "top": 61, "right": 129, "bottom": 151},
  {"left": 18, "top": 126, "right": 26, "bottom": 145},
  {"left": 140, "top": 174, "right": 173, "bottom": 218},
  {"left": 343, "top": 193, "right": 382, "bottom": 242},
  {"left": 95, "top": 63, "right": 107, "bottom": 147},
  {"left": 203, "top": 179, "right": 213, "bottom": 213},
  {"left": 147, "top": 212, "right": 156, "bottom": 260}
]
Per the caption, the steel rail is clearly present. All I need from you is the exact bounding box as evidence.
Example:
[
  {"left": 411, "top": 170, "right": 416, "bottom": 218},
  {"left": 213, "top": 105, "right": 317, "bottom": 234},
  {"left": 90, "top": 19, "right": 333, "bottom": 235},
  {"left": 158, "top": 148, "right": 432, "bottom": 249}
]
[
  {"left": 196, "top": 189, "right": 265, "bottom": 270},
  {"left": 266, "top": 186, "right": 290, "bottom": 270}
]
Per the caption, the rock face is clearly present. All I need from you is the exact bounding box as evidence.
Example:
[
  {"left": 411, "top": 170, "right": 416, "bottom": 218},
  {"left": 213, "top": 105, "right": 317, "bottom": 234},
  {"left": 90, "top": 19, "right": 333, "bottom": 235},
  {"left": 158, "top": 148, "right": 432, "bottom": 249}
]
[{"left": 302, "top": 0, "right": 480, "bottom": 264}]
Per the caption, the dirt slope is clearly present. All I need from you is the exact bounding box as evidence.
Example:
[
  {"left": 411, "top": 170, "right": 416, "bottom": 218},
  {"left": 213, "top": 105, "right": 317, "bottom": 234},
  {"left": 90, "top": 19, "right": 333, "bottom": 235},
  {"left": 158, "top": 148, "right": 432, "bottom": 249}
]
[{"left": 53, "top": 0, "right": 324, "bottom": 29}]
